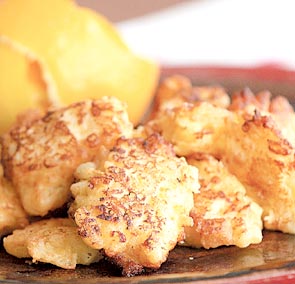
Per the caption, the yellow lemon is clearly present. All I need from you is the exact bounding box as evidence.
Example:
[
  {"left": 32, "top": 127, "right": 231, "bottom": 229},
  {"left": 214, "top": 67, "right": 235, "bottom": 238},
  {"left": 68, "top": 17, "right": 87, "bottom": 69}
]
[
  {"left": 0, "top": 43, "right": 48, "bottom": 133},
  {"left": 0, "top": 0, "right": 159, "bottom": 133}
]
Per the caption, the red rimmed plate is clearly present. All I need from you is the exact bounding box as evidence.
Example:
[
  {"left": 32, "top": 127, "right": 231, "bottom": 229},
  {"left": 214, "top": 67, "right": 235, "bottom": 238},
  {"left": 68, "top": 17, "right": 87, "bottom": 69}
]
[
  {"left": 1, "top": 65, "right": 295, "bottom": 284},
  {"left": 161, "top": 64, "right": 295, "bottom": 104}
]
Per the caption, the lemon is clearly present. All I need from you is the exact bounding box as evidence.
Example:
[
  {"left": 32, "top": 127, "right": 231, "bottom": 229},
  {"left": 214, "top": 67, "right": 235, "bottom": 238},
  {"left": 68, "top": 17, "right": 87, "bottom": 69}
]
[{"left": 0, "top": 0, "right": 159, "bottom": 133}]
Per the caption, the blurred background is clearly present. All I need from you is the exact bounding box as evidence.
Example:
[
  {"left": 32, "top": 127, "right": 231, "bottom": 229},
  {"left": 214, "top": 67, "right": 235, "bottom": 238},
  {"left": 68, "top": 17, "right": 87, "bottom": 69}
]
[{"left": 78, "top": 0, "right": 295, "bottom": 69}]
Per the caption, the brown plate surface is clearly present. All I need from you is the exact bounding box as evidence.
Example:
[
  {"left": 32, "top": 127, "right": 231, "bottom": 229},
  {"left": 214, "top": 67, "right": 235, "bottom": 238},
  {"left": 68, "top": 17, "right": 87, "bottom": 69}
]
[
  {"left": 1, "top": 65, "right": 295, "bottom": 284},
  {"left": 1, "top": 231, "right": 295, "bottom": 283}
]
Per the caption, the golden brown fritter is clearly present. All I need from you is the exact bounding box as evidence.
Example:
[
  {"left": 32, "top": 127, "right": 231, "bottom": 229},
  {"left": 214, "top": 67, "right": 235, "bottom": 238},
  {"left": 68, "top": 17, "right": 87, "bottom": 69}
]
[
  {"left": 3, "top": 218, "right": 102, "bottom": 269},
  {"left": 0, "top": 152, "right": 28, "bottom": 237},
  {"left": 3, "top": 218, "right": 74, "bottom": 258},
  {"left": 192, "top": 86, "right": 230, "bottom": 109},
  {"left": 146, "top": 72, "right": 233, "bottom": 157},
  {"left": 229, "top": 88, "right": 295, "bottom": 145},
  {"left": 221, "top": 112, "right": 295, "bottom": 234},
  {"left": 70, "top": 133, "right": 199, "bottom": 276},
  {"left": 1, "top": 97, "right": 133, "bottom": 216},
  {"left": 229, "top": 88, "right": 272, "bottom": 114},
  {"left": 183, "top": 154, "right": 262, "bottom": 249},
  {"left": 149, "top": 75, "right": 230, "bottom": 120},
  {"left": 149, "top": 75, "right": 192, "bottom": 120},
  {"left": 148, "top": 101, "right": 232, "bottom": 157},
  {"left": 149, "top": 76, "right": 295, "bottom": 234}
]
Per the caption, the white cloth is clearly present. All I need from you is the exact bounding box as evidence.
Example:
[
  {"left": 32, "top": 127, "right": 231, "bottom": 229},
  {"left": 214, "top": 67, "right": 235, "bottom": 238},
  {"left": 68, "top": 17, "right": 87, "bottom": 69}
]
[{"left": 117, "top": 0, "right": 295, "bottom": 69}]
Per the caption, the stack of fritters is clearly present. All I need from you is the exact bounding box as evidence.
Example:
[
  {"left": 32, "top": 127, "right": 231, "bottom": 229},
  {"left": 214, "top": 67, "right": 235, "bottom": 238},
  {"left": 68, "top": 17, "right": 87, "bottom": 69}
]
[
  {"left": 149, "top": 75, "right": 295, "bottom": 235},
  {"left": 1, "top": 75, "right": 295, "bottom": 276}
]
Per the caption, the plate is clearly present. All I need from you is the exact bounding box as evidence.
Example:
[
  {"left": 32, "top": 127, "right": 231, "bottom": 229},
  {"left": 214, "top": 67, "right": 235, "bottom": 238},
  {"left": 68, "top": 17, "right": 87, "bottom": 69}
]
[
  {"left": 1, "top": 65, "right": 295, "bottom": 284},
  {"left": 1, "top": 231, "right": 295, "bottom": 284}
]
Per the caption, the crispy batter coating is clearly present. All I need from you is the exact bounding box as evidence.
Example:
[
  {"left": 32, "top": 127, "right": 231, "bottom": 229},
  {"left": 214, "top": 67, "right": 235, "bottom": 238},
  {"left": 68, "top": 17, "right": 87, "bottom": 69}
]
[
  {"left": 70, "top": 133, "right": 199, "bottom": 276},
  {"left": 0, "top": 151, "right": 28, "bottom": 237},
  {"left": 183, "top": 154, "right": 262, "bottom": 249},
  {"left": 149, "top": 76, "right": 295, "bottom": 234},
  {"left": 3, "top": 218, "right": 102, "bottom": 269},
  {"left": 1, "top": 97, "right": 133, "bottom": 216}
]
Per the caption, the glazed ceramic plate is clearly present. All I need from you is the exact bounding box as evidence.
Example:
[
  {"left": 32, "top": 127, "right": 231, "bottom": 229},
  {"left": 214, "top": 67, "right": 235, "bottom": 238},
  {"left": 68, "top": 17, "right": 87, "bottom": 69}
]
[
  {"left": 1, "top": 65, "right": 295, "bottom": 284},
  {"left": 1, "top": 231, "right": 295, "bottom": 284}
]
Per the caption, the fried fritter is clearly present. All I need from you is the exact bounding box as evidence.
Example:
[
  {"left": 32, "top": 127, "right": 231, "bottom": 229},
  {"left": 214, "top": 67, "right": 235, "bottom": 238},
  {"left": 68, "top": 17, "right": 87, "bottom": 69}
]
[
  {"left": 221, "top": 112, "right": 295, "bottom": 234},
  {"left": 229, "top": 87, "right": 272, "bottom": 114},
  {"left": 1, "top": 97, "right": 133, "bottom": 216},
  {"left": 229, "top": 88, "right": 295, "bottom": 145},
  {"left": 149, "top": 76, "right": 295, "bottom": 234},
  {"left": 183, "top": 154, "right": 262, "bottom": 249},
  {"left": 192, "top": 86, "right": 230, "bottom": 109},
  {"left": 0, "top": 152, "right": 28, "bottom": 237},
  {"left": 149, "top": 75, "right": 230, "bottom": 120},
  {"left": 70, "top": 133, "right": 199, "bottom": 276},
  {"left": 3, "top": 218, "right": 102, "bottom": 269},
  {"left": 3, "top": 218, "right": 74, "bottom": 258},
  {"left": 148, "top": 101, "right": 232, "bottom": 157},
  {"left": 147, "top": 73, "right": 233, "bottom": 157}
]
